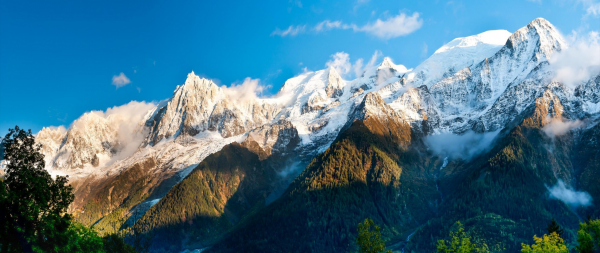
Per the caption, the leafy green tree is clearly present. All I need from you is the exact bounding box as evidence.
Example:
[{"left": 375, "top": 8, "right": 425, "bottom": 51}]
[
  {"left": 575, "top": 218, "right": 600, "bottom": 253},
  {"left": 520, "top": 232, "right": 568, "bottom": 253},
  {"left": 546, "top": 218, "right": 564, "bottom": 238},
  {"left": 102, "top": 234, "right": 137, "bottom": 253},
  {"left": 355, "top": 218, "right": 392, "bottom": 253},
  {"left": 0, "top": 126, "right": 74, "bottom": 252},
  {"left": 63, "top": 222, "right": 104, "bottom": 253},
  {"left": 436, "top": 221, "right": 489, "bottom": 253},
  {"left": 0, "top": 126, "right": 138, "bottom": 253}
]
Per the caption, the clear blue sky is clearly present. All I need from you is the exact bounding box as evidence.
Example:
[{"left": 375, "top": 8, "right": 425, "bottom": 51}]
[{"left": 0, "top": 0, "right": 598, "bottom": 136}]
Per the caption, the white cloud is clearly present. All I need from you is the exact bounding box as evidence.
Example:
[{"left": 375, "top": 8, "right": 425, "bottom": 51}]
[
  {"left": 326, "top": 52, "right": 352, "bottom": 76},
  {"left": 274, "top": 11, "right": 423, "bottom": 40},
  {"left": 314, "top": 20, "right": 342, "bottom": 32},
  {"left": 542, "top": 118, "right": 583, "bottom": 137},
  {"left": 353, "top": 12, "right": 423, "bottom": 39},
  {"left": 325, "top": 50, "right": 382, "bottom": 79},
  {"left": 103, "top": 101, "right": 156, "bottom": 162},
  {"left": 271, "top": 25, "right": 307, "bottom": 37},
  {"left": 421, "top": 42, "right": 429, "bottom": 58},
  {"left": 424, "top": 130, "right": 501, "bottom": 160},
  {"left": 588, "top": 3, "right": 600, "bottom": 15},
  {"left": 354, "top": 50, "right": 382, "bottom": 78},
  {"left": 222, "top": 78, "right": 271, "bottom": 102},
  {"left": 550, "top": 31, "right": 600, "bottom": 88},
  {"left": 112, "top": 72, "right": 131, "bottom": 88},
  {"left": 71, "top": 101, "right": 157, "bottom": 165},
  {"left": 548, "top": 180, "right": 592, "bottom": 207},
  {"left": 580, "top": 0, "right": 600, "bottom": 16}
]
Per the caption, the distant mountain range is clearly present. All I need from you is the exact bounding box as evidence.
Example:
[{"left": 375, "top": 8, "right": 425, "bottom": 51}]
[{"left": 13, "top": 18, "right": 600, "bottom": 252}]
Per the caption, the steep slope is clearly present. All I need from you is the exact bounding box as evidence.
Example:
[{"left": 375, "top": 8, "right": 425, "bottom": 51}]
[
  {"left": 573, "top": 121, "right": 600, "bottom": 218},
  {"left": 133, "top": 120, "right": 301, "bottom": 252},
  {"left": 207, "top": 94, "right": 441, "bottom": 253},
  {"left": 404, "top": 94, "right": 591, "bottom": 252}
]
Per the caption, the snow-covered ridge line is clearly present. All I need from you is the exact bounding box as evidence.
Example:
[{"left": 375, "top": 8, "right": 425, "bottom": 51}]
[{"left": 27, "top": 18, "right": 600, "bottom": 184}]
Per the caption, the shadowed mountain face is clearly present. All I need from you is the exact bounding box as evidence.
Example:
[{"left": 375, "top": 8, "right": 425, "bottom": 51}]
[
  {"left": 204, "top": 106, "right": 600, "bottom": 253},
  {"left": 207, "top": 118, "right": 440, "bottom": 253},
  {"left": 131, "top": 121, "right": 302, "bottom": 253},
  {"left": 133, "top": 143, "right": 276, "bottom": 252}
]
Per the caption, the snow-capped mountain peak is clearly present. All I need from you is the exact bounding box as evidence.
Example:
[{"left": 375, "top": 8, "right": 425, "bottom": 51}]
[
  {"left": 505, "top": 17, "right": 565, "bottom": 61},
  {"left": 434, "top": 30, "right": 511, "bottom": 55},
  {"left": 406, "top": 29, "right": 512, "bottom": 88},
  {"left": 326, "top": 67, "right": 345, "bottom": 98},
  {"left": 26, "top": 19, "right": 600, "bottom": 210}
]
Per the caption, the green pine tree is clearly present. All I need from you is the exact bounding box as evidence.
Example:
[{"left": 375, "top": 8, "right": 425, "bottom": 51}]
[
  {"left": 575, "top": 218, "right": 600, "bottom": 253},
  {"left": 436, "top": 221, "right": 489, "bottom": 253},
  {"left": 546, "top": 218, "right": 564, "bottom": 238},
  {"left": 355, "top": 218, "right": 392, "bottom": 253}
]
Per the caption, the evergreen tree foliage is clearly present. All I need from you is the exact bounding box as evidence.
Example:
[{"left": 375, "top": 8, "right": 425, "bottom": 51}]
[
  {"left": 355, "top": 218, "right": 392, "bottom": 253},
  {"left": 575, "top": 218, "right": 600, "bottom": 253},
  {"left": 520, "top": 232, "right": 568, "bottom": 253},
  {"left": 546, "top": 218, "right": 564, "bottom": 238},
  {"left": 436, "top": 221, "right": 489, "bottom": 253},
  {"left": 102, "top": 234, "right": 138, "bottom": 253},
  {"left": 63, "top": 221, "right": 104, "bottom": 253}
]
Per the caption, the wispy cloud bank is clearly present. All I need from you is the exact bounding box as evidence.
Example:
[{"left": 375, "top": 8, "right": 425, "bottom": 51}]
[
  {"left": 353, "top": 12, "right": 423, "bottom": 39},
  {"left": 579, "top": 0, "right": 600, "bottom": 16},
  {"left": 325, "top": 50, "right": 383, "bottom": 79},
  {"left": 222, "top": 78, "right": 271, "bottom": 102},
  {"left": 542, "top": 118, "right": 583, "bottom": 137},
  {"left": 112, "top": 72, "right": 131, "bottom": 88},
  {"left": 272, "top": 11, "right": 423, "bottom": 40},
  {"left": 548, "top": 180, "right": 592, "bottom": 207},
  {"left": 424, "top": 130, "right": 501, "bottom": 160},
  {"left": 70, "top": 101, "right": 156, "bottom": 165},
  {"left": 271, "top": 25, "right": 307, "bottom": 37},
  {"left": 550, "top": 31, "right": 600, "bottom": 88}
]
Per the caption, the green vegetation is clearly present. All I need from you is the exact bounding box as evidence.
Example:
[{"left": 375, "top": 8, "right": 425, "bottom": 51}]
[
  {"left": 407, "top": 124, "right": 582, "bottom": 252},
  {"left": 547, "top": 218, "right": 564, "bottom": 238},
  {"left": 355, "top": 218, "right": 392, "bottom": 253},
  {"left": 0, "top": 126, "right": 76, "bottom": 252},
  {"left": 0, "top": 126, "right": 137, "bottom": 253},
  {"left": 436, "top": 221, "right": 489, "bottom": 253},
  {"left": 208, "top": 120, "right": 437, "bottom": 253},
  {"left": 575, "top": 218, "right": 600, "bottom": 253},
  {"left": 520, "top": 233, "right": 568, "bottom": 253},
  {"left": 133, "top": 142, "right": 279, "bottom": 252},
  {"left": 76, "top": 157, "right": 156, "bottom": 235}
]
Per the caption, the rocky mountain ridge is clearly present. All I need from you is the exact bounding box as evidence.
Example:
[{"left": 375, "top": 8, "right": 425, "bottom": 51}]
[{"left": 12, "top": 18, "right": 600, "bottom": 252}]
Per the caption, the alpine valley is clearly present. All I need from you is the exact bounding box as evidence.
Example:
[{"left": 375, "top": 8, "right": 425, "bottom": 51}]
[{"left": 11, "top": 18, "right": 600, "bottom": 252}]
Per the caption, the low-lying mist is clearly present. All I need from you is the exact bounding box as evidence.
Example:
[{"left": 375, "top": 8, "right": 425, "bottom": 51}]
[
  {"left": 547, "top": 180, "right": 592, "bottom": 208},
  {"left": 424, "top": 130, "right": 501, "bottom": 161}
]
